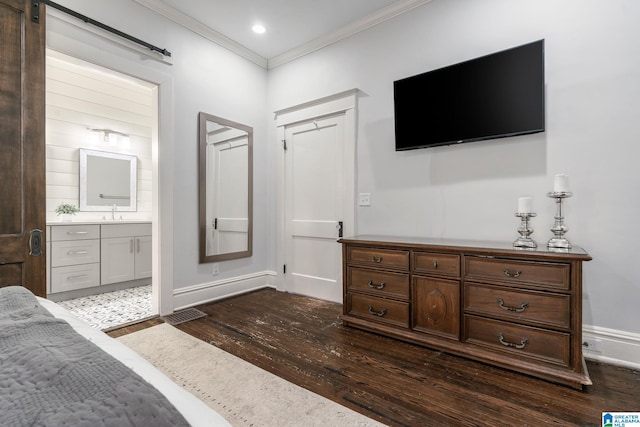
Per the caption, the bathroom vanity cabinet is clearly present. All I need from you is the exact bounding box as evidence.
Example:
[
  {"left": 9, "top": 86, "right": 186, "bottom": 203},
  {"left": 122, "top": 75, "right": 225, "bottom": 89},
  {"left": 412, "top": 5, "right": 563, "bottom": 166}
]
[
  {"left": 48, "top": 222, "right": 151, "bottom": 296},
  {"left": 101, "top": 223, "right": 152, "bottom": 285}
]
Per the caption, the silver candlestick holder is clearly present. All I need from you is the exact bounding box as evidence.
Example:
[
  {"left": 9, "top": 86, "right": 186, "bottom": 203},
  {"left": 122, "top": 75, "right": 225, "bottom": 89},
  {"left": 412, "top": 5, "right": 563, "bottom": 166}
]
[
  {"left": 513, "top": 212, "right": 537, "bottom": 248},
  {"left": 547, "top": 191, "right": 572, "bottom": 249}
]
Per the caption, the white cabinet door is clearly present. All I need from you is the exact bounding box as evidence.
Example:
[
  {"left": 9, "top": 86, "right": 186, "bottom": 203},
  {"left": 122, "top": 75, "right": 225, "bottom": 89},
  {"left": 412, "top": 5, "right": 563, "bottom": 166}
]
[
  {"left": 101, "top": 237, "right": 135, "bottom": 285},
  {"left": 134, "top": 235, "right": 152, "bottom": 279}
]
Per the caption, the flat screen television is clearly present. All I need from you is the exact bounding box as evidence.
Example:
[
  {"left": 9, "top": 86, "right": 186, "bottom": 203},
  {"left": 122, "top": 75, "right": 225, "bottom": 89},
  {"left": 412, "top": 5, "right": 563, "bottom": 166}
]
[{"left": 394, "top": 39, "right": 545, "bottom": 151}]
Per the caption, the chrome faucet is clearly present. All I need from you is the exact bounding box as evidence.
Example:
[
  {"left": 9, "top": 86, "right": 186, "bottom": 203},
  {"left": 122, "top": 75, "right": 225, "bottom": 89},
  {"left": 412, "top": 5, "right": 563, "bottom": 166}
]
[{"left": 111, "top": 204, "right": 116, "bottom": 221}]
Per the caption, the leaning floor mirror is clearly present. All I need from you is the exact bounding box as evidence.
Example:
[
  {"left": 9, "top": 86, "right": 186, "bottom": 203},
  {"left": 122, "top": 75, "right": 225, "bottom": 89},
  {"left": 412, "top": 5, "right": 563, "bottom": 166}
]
[{"left": 199, "top": 112, "right": 253, "bottom": 263}]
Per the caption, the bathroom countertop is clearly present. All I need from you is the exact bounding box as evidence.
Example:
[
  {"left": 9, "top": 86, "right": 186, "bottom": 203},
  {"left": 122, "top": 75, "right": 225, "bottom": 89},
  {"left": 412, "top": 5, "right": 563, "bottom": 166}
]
[{"left": 47, "top": 220, "right": 152, "bottom": 226}]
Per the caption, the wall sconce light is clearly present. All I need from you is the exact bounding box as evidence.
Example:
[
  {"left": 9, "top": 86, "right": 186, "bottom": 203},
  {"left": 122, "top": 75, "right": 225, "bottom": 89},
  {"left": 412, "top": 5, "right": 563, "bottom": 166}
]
[{"left": 88, "top": 128, "right": 131, "bottom": 149}]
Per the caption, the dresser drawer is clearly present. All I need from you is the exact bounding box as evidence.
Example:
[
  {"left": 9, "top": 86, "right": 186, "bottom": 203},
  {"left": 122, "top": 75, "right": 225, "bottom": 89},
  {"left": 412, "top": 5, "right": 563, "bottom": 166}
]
[
  {"left": 413, "top": 252, "right": 460, "bottom": 277},
  {"left": 347, "top": 293, "right": 410, "bottom": 328},
  {"left": 347, "top": 247, "right": 409, "bottom": 270},
  {"left": 464, "top": 315, "right": 570, "bottom": 367},
  {"left": 51, "top": 263, "right": 100, "bottom": 293},
  {"left": 51, "top": 240, "right": 100, "bottom": 267},
  {"left": 464, "top": 283, "right": 570, "bottom": 329},
  {"left": 348, "top": 267, "right": 409, "bottom": 299},
  {"left": 465, "top": 257, "right": 570, "bottom": 290},
  {"left": 51, "top": 225, "right": 100, "bottom": 241}
]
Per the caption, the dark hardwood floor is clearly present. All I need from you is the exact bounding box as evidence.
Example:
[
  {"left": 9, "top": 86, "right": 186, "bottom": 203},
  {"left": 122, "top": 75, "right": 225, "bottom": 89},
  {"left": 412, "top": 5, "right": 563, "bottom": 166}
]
[{"left": 109, "top": 288, "right": 639, "bottom": 426}]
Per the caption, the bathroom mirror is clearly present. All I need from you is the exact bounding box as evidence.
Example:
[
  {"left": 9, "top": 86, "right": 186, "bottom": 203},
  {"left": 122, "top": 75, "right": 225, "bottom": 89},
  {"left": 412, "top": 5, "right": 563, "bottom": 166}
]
[
  {"left": 79, "top": 148, "right": 137, "bottom": 212},
  {"left": 199, "top": 112, "right": 253, "bottom": 263}
]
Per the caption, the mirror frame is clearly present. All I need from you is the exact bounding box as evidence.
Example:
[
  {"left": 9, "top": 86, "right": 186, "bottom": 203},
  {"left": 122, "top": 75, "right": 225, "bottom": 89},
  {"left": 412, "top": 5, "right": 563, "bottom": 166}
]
[
  {"left": 198, "top": 112, "right": 253, "bottom": 263},
  {"left": 79, "top": 148, "right": 137, "bottom": 212}
]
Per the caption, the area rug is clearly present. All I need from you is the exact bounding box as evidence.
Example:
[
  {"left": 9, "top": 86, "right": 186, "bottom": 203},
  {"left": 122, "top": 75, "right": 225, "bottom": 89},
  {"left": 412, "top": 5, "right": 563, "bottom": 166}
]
[{"left": 117, "top": 324, "right": 386, "bottom": 427}]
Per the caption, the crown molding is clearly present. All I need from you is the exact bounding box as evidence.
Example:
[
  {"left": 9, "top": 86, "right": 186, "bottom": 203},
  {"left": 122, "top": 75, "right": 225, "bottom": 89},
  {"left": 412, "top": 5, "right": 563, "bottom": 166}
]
[
  {"left": 133, "top": 0, "right": 431, "bottom": 70},
  {"left": 268, "top": 0, "right": 432, "bottom": 69},
  {"left": 132, "top": 0, "right": 268, "bottom": 68}
]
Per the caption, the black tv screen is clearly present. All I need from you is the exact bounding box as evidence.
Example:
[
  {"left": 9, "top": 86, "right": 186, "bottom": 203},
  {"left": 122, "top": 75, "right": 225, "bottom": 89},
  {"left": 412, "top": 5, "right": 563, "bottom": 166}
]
[{"left": 394, "top": 40, "right": 545, "bottom": 151}]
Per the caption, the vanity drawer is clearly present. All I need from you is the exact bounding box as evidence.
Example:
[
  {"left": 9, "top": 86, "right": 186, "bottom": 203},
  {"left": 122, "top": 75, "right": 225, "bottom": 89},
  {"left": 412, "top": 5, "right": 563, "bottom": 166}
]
[
  {"left": 464, "top": 257, "right": 570, "bottom": 290},
  {"left": 347, "top": 293, "right": 410, "bottom": 328},
  {"left": 347, "top": 247, "right": 409, "bottom": 270},
  {"left": 101, "top": 222, "right": 152, "bottom": 238},
  {"left": 464, "top": 315, "right": 570, "bottom": 367},
  {"left": 51, "top": 240, "right": 100, "bottom": 267},
  {"left": 464, "top": 283, "right": 571, "bottom": 329},
  {"left": 348, "top": 267, "right": 409, "bottom": 299},
  {"left": 413, "top": 252, "right": 460, "bottom": 277},
  {"left": 51, "top": 224, "right": 100, "bottom": 241},
  {"left": 50, "top": 263, "right": 100, "bottom": 293}
]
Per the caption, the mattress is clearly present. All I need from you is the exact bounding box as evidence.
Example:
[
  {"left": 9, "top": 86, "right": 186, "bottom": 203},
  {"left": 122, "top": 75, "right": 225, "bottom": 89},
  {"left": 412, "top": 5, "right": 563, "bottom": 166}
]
[{"left": 35, "top": 295, "right": 231, "bottom": 427}]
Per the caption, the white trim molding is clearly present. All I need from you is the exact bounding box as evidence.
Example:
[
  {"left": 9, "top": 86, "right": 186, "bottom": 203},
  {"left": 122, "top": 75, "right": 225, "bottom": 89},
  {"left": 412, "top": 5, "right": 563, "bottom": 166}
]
[
  {"left": 132, "top": 0, "right": 431, "bottom": 69},
  {"left": 132, "top": 0, "right": 267, "bottom": 68},
  {"left": 582, "top": 324, "right": 640, "bottom": 370},
  {"left": 269, "top": 0, "right": 433, "bottom": 69},
  {"left": 172, "top": 271, "right": 278, "bottom": 311}
]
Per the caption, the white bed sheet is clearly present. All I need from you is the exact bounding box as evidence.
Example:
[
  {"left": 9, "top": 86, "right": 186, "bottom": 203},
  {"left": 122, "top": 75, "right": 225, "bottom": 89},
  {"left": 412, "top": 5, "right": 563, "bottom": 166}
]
[{"left": 37, "top": 297, "right": 230, "bottom": 427}]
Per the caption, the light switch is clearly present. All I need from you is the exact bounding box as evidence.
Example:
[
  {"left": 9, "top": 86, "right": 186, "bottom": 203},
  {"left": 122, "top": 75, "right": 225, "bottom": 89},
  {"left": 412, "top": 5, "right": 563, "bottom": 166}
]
[{"left": 359, "top": 193, "right": 371, "bottom": 206}]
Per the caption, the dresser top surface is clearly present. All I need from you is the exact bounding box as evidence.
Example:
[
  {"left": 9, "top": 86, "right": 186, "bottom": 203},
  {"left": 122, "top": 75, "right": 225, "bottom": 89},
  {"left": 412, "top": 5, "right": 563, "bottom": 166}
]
[{"left": 339, "top": 235, "right": 591, "bottom": 260}]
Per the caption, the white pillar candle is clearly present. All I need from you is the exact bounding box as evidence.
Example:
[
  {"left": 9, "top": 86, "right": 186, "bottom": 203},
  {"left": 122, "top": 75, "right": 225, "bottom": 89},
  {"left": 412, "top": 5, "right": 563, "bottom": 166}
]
[
  {"left": 553, "top": 174, "right": 570, "bottom": 193},
  {"left": 518, "top": 196, "right": 532, "bottom": 213}
]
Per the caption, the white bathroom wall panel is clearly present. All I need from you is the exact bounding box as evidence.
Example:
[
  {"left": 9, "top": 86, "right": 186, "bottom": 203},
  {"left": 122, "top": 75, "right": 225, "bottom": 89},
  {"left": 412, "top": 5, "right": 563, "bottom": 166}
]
[{"left": 45, "top": 51, "right": 154, "bottom": 222}]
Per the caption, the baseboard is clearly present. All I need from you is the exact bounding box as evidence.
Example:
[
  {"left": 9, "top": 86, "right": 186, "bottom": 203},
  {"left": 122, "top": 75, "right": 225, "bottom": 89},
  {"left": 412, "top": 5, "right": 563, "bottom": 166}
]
[
  {"left": 582, "top": 324, "right": 640, "bottom": 370},
  {"left": 172, "top": 271, "right": 278, "bottom": 311}
]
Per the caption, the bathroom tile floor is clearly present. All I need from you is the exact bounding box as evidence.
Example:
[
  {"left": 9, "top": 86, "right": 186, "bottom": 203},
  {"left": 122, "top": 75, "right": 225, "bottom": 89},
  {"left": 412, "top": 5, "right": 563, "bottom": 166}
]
[{"left": 57, "top": 285, "right": 153, "bottom": 331}]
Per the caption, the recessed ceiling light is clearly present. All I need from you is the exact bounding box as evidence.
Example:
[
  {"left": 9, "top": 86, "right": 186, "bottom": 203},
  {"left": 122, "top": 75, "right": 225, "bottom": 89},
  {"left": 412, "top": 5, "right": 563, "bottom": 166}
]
[{"left": 252, "top": 24, "right": 266, "bottom": 34}]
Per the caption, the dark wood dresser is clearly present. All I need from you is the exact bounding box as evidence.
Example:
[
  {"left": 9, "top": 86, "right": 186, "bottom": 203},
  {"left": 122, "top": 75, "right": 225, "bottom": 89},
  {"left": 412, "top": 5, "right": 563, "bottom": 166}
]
[{"left": 339, "top": 235, "right": 592, "bottom": 389}]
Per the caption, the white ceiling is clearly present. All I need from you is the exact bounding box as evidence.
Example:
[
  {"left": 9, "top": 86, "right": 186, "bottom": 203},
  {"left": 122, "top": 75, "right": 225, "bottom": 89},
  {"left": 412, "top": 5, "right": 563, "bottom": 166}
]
[{"left": 134, "top": 0, "right": 431, "bottom": 68}]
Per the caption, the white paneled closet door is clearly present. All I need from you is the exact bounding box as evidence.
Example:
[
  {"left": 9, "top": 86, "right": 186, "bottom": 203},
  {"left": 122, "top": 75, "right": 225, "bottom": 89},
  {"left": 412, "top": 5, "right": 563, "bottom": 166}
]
[
  {"left": 283, "top": 114, "right": 346, "bottom": 302},
  {"left": 276, "top": 90, "right": 358, "bottom": 304}
]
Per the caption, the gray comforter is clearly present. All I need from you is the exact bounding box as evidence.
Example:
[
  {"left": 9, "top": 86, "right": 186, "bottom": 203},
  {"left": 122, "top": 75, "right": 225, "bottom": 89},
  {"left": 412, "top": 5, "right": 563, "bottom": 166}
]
[{"left": 0, "top": 286, "right": 190, "bottom": 426}]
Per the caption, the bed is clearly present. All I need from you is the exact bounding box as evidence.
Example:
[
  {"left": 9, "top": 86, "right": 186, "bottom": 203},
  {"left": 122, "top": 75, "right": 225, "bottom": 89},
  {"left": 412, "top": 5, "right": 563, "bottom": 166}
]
[{"left": 0, "top": 286, "right": 230, "bottom": 427}]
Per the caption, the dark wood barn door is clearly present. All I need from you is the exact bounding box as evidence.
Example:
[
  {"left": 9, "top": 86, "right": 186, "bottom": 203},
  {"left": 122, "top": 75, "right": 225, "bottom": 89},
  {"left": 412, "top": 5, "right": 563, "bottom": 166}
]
[{"left": 0, "top": 0, "right": 46, "bottom": 296}]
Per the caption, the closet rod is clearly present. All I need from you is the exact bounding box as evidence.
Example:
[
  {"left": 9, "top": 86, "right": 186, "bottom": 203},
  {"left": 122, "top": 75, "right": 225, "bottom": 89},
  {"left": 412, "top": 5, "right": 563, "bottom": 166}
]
[{"left": 32, "top": 0, "right": 172, "bottom": 57}]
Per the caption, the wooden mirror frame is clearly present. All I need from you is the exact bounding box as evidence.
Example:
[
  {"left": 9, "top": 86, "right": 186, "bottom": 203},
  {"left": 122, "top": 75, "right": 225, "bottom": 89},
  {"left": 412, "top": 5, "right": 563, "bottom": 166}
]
[{"left": 198, "top": 112, "right": 253, "bottom": 263}]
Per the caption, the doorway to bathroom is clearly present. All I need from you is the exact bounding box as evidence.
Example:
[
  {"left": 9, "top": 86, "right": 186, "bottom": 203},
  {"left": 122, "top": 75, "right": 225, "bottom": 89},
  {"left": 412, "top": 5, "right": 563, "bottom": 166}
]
[{"left": 45, "top": 49, "right": 158, "bottom": 330}]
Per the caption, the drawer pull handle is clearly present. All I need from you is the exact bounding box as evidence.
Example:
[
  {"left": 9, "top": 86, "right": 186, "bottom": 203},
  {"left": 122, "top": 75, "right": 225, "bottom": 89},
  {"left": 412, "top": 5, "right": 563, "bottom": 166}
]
[
  {"left": 367, "top": 305, "right": 387, "bottom": 317},
  {"left": 66, "top": 231, "right": 88, "bottom": 235},
  {"left": 503, "top": 269, "right": 522, "bottom": 278},
  {"left": 498, "top": 333, "right": 528, "bottom": 349},
  {"left": 367, "top": 280, "right": 386, "bottom": 290},
  {"left": 67, "top": 250, "right": 88, "bottom": 255},
  {"left": 67, "top": 274, "right": 89, "bottom": 281},
  {"left": 433, "top": 260, "right": 438, "bottom": 268},
  {"left": 497, "top": 298, "right": 529, "bottom": 313},
  {"left": 371, "top": 256, "right": 383, "bottom": 263}
]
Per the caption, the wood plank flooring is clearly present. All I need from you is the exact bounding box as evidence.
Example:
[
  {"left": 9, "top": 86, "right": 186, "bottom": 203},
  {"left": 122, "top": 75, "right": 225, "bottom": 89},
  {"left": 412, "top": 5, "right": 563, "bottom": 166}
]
[{"left": 109, "top": 288, "right": 639, "bottom": 426}]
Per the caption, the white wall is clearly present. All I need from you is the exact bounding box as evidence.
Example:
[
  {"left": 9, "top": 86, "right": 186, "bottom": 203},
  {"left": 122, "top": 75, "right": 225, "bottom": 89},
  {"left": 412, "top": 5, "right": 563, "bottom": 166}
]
[
  {"left": 267, "top": 0, "right": 640, "bottom": 339},
  {"left": 44, "top": 0, "right": 640, "bottom": 361},
  {"left": 46, "top": 0, "right": 269, "bottom": 310}
]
